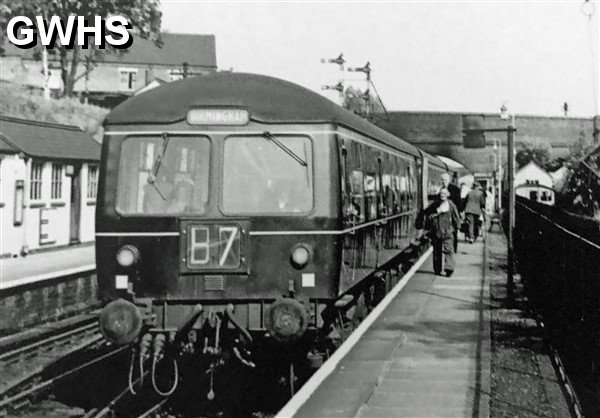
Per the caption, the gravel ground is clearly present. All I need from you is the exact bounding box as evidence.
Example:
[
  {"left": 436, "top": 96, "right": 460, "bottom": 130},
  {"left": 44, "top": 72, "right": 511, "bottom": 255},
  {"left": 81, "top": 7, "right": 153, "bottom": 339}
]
[{"left": 487, "top": 231, "right": 573, "bottom": 418}]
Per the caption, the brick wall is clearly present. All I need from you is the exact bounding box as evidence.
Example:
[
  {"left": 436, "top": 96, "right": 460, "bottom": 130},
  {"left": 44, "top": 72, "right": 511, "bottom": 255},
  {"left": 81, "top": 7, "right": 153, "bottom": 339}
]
[
  {"left": 0, "top": 273, "right": 98, "bottom": 335},
  {"left": 374, "top": 111, "right": 597, "bottom": 174}
]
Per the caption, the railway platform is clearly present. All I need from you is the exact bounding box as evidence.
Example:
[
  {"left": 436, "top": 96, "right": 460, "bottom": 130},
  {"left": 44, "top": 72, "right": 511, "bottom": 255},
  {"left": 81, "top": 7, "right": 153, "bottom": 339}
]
[
  {"left": 0, "top": 244, "right": 97, "bottom": 334},
  {"left": 279, "top": 240, "right": 491, "bottom": 418},
  {"left": 0, "top": 244, "right": 95, "bottom": 290}
]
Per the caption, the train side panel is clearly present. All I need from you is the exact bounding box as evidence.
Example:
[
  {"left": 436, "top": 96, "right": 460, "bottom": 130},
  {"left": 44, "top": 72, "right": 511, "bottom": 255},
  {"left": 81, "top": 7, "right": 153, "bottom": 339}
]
[{"left": 335, "top": 126, "right": 420, "bottom": 295}]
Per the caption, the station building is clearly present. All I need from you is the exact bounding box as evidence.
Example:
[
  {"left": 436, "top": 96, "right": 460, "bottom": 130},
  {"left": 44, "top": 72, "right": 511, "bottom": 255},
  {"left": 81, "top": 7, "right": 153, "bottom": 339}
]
[{"left": 0, "top": 116, "right": 100, "bottom": 258}]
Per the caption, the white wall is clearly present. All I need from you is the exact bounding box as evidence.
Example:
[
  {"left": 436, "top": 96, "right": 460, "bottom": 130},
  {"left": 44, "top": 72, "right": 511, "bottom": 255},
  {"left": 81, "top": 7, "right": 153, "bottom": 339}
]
[
  {"left": 516, "top": 185, "right": 555, "bottom": 205},
  {"left": 1, "top": 157, "right": 97, "bottom": 257},
  {"left": 0, "top": 154, "right": 27, "bottom": 256},
  {"left": 514, "top": 162, "right": 553, "bottom": 189}
]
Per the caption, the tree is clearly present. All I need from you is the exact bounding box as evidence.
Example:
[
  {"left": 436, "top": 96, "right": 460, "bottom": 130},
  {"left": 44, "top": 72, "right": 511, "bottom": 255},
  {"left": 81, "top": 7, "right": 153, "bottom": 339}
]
[
  {"left": 515, "top": 139, "right": 552, "bottom": 170},
  {"left": 342, "top": 85, "right": 385, "bottom": 117},
  {"left": 0, "top": 0, "right": 162, "bottom": 98}
]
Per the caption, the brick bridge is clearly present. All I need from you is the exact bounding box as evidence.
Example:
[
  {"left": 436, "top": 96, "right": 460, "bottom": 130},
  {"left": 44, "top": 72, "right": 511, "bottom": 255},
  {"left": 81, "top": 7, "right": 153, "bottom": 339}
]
[{"left": 374, "top": 111, "right": 597, "bottom": 175}]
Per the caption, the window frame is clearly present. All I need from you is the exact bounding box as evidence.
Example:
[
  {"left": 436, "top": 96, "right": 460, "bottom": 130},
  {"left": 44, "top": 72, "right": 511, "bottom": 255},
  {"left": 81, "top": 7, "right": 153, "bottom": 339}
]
[
  {"left": 51, "top": 163, "right": 63, "bottom": 200},
  {"left": 87, "top": 165, "right": 98, "bottom": 199},
  {"left": 220, "top": 133, "right": 315, "bottom": 216},
  {"left": 118, "top": 67, "right": 138, "bottom": 91},
  {"left": 114, "top": 134, "right": 212, "bottom": 217},
  {"left": 30, "top": 161, "right": 44, "bottom": 201}
]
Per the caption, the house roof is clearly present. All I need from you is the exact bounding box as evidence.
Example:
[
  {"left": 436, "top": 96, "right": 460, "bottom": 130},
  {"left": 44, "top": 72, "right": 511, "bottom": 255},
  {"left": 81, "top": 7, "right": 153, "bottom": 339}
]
[
  {"left": 0, "top": 116, "right": 100, "bottom": 161},
  {"left": 3, "top": 33, "right": 217, "bottom": 68},
  {"left": 0, "top": 135, "right": 19, "bottom": 154}
]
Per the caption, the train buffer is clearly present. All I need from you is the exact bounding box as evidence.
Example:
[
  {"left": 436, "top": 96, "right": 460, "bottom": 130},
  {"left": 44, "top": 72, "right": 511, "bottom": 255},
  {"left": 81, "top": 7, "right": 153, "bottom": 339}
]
[{"left": 279, "top": 241, "right": 491, "bottom": 418}]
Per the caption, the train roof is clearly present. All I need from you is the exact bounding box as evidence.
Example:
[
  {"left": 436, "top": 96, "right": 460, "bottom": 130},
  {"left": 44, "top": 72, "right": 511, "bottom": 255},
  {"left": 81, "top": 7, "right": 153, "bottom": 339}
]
[{"left": 105, "top": 72, "right": 423, "bottom": 158}]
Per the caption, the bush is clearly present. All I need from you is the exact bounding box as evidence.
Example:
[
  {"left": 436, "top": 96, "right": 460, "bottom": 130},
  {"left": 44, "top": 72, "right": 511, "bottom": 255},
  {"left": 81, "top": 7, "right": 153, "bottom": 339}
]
[{"left": 0, "top": 83, "right": 109, "bottom": 142}]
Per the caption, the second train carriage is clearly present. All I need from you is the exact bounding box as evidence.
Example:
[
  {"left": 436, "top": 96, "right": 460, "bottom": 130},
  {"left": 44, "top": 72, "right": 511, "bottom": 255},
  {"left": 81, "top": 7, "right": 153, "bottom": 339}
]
[{"left": 96, "top": 72, "right": 453, "bottom": 395}]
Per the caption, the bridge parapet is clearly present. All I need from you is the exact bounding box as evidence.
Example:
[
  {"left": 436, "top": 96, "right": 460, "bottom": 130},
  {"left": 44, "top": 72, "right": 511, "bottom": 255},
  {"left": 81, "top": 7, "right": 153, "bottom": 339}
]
[{"left": 374, "top": 111, "right": 596, "bottom": 174}]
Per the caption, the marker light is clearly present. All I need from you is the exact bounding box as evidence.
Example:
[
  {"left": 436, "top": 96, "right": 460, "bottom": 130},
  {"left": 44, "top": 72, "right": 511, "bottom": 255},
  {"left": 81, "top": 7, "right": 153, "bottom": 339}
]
[
  {"left": 116, "top": 245, "right": 139, "bottom": 267},
  {"left": 291, "top": 244, "right": 312, "bottom": 268},
  {"left": 186, "top": 108, "right": 249, "bottom": 126}
]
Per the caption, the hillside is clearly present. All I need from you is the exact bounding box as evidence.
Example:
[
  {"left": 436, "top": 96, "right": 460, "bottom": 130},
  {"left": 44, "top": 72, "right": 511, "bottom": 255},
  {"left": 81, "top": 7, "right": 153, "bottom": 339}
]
[{"left": 0, "top": 83, "right": 109, "bottom": 142}]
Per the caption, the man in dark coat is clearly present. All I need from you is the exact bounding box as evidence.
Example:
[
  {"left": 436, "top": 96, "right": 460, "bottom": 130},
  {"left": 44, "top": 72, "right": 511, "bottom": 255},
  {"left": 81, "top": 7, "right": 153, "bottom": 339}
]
[
  {"left": 420, "top": 188, "right": 461, "bottom": 276},
  {"left": 464, "top": 183, "right": 485, "bottom": 243},
  {"left": 441, "top": 173, "right": 462, "bottom": 252}
]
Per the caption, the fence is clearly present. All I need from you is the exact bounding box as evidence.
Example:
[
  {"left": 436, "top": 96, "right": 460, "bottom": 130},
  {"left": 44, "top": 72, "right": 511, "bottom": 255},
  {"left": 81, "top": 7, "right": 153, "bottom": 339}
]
[{"left": 513, "top": 196, "right": 599, "bottom": 415}]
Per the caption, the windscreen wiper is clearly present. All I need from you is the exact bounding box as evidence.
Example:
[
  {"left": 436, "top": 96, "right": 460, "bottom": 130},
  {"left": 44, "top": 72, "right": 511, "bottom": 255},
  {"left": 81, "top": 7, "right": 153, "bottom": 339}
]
[
  {"left": 263, "top": 131, "right": 307, "bottom": 167},
  {"left": 146, "top": 133, "right": 170, "bottom": 200}
]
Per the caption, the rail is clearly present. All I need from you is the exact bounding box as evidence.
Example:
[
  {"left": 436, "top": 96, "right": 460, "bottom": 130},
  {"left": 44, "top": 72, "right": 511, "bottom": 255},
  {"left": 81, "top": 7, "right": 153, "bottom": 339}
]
[{"left": 0, "top": 315, "right": 115, "bottom": 416}]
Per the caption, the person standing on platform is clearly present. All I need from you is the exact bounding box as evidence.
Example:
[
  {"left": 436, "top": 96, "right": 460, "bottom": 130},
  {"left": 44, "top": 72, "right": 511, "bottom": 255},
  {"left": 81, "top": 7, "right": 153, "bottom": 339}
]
[
  {"left": 464, "top": 183, "right": 485, "bottom": 243},
  {"left": 418, "top": 188, "right": 460, "bottom": 277},
  {"left": 441, "top": 173, "right": 462, "bottom": 252}
]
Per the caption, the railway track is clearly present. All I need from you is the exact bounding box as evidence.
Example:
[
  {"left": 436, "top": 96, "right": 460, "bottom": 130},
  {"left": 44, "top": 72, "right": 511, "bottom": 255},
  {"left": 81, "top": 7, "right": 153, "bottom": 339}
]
[{"left": 0, "top": 314, "right": 125, "bottom": 416}]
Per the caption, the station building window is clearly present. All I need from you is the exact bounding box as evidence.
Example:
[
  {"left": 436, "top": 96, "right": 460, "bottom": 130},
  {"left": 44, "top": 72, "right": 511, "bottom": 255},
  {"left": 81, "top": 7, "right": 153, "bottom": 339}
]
[
  {"left": 51, "top": 164, "right": 63, "bottom": 199},
  {"left": 30, "top": 162, "right": 43, "bottom": 200},
  {"left": 87, "top": 165, "right": 98, "bottom": 199}
]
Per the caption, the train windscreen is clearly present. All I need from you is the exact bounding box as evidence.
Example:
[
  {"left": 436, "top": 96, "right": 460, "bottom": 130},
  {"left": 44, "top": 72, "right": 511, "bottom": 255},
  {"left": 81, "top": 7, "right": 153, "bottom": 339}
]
[
  {"left": 116, "top": 135, "right": 210, "bottom": 215},
  {"left": 222, "top": 135, "right": 313, "bottom": 214}
]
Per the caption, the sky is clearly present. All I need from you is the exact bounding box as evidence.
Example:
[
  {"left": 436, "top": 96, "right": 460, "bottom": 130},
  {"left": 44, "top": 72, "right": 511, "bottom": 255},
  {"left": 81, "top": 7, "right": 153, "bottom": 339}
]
[{"left": 161, "top": 1, "right": 599, "bottom": 117}]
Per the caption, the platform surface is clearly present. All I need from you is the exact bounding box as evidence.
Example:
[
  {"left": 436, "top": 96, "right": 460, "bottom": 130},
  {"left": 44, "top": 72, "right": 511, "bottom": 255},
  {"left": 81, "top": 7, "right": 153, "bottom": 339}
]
[
  {"left": 294, "top": 241, "right": 490, "bottom": 418},
  {"left": 0, "top": 245, "right": 96, "bottom": 288}
]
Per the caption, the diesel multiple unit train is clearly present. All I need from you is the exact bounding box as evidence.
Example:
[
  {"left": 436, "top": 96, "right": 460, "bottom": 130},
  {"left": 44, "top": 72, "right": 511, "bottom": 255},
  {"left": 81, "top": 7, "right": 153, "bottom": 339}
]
[{"left": 96, "top": 73, "right": 455, "bottom": 403}]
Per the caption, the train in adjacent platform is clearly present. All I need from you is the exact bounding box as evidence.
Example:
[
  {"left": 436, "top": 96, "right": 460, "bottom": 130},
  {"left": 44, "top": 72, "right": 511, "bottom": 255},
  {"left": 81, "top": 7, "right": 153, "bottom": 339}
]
[{"left": 95, "top": 73, "right": 456, "bottom": 406}]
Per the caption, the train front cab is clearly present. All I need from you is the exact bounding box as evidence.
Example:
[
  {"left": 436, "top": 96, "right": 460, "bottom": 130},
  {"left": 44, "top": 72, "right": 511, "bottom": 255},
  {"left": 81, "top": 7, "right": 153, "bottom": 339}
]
[{"left": 96, "top": 120, "right": 342, "bottom": 345}]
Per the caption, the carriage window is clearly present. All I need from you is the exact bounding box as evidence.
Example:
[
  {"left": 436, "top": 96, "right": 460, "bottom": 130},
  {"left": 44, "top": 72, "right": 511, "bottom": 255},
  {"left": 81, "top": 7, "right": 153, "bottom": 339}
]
[
  {"left": 222, "top": 135, "right": 313, "bottom": 214},
  {"left": 116, "top": 136, "right": 210, "bottom": 215}
]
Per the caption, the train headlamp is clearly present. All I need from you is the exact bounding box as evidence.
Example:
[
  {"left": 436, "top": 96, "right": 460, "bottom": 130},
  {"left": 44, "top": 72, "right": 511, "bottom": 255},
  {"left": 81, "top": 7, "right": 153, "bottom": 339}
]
[
  {"left": 116, "top": 245, "right": 139, "bottom": 267},
  {"left": 186, "top": 108, "right": 249, "bottom": 126},
  {"left": 291, "top": 244, "right": 312, "bottom": 269}
]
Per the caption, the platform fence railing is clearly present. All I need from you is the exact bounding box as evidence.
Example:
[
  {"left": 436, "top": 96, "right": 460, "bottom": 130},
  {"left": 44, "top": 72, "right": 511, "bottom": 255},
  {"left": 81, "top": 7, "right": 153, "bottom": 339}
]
[{"left": 512, "top": 196, "right": 599, "bottom": 413}]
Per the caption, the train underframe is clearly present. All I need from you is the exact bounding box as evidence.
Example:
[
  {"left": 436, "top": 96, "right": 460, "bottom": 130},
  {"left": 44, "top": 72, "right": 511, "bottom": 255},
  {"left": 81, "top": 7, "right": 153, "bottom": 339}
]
[{"left": 99, "top": 238, "right": 429, "bottom": 412}]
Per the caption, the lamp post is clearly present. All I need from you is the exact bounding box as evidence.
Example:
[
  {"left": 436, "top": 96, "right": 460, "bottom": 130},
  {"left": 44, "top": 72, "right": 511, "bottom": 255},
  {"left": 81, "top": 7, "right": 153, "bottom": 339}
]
[
  {"left": 493, "top": 138, "right": 502, "bottom": 213},
  {"left": 500, "top": 104, "right": 516, "bottom": 301},
  {"left": 462, "top": 107, "right": 516, "bottom": 301},
  {"left": 581, "top": 0, "right": 599, "bottom": 144}
]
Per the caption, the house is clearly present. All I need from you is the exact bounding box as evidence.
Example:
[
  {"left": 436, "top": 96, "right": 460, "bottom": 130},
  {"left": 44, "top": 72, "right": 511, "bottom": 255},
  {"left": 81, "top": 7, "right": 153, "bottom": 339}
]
[
  {"left": 0, "top": 116, "right": 100, "bottom": 257},
  {"left": 0, "top": 33, "right": 217, "bottom": 107},
  {"left": 514, "top": 161, "right": 555, "bottom": 205}
]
